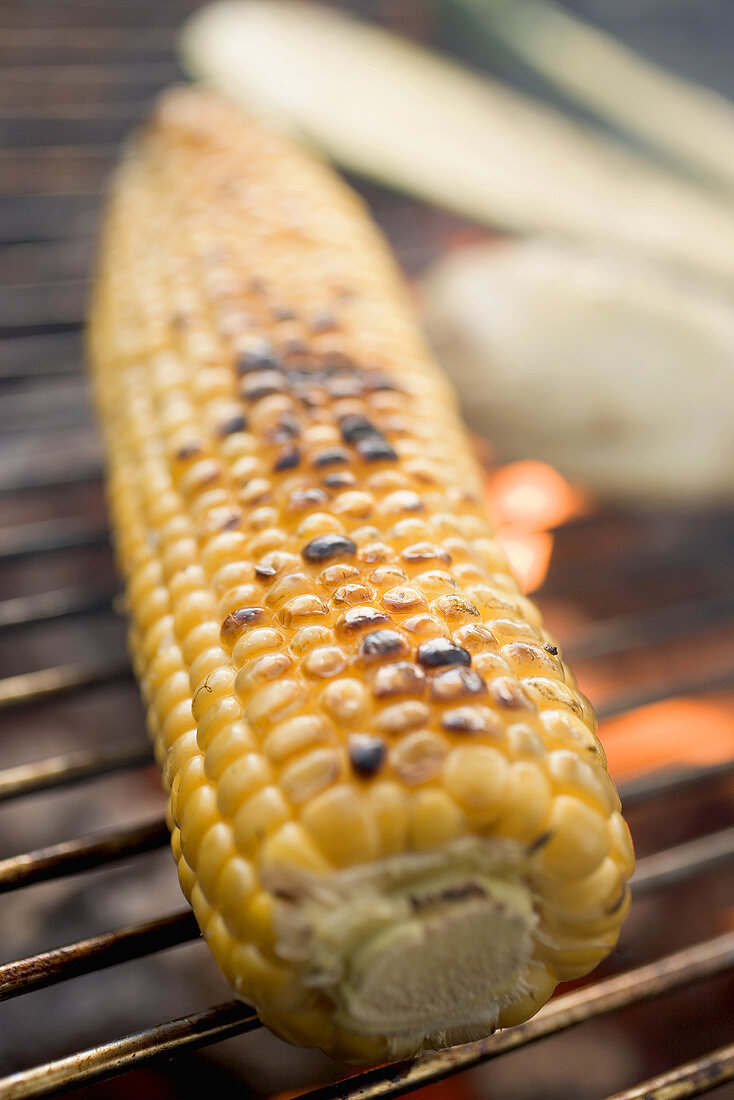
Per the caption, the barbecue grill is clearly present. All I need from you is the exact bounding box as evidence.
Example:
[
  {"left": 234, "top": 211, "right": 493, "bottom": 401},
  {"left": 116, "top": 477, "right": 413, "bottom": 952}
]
[{"left": 1, "top": 2, "right": 733, "bottom": 1097}]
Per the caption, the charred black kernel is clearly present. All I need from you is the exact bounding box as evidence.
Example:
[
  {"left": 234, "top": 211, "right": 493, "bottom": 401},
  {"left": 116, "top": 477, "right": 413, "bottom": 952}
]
[
  {"left": 302, "top": 534, "right": 357, "bottom": 563},
  {"left": 240, "top": 370, "right": 287, "bottom": 401},
  {"left": 322, "top": 471, "right": 356, "bottom": 490},
  {"left": 358, "top": 630, "right": 408, "bottom": 663},
  {"left": 220, "top": 606, "right": 267, "bottom": 644},
  {"left": 175, "top": 442, "right": 203, "bottom": 461},
  {"left": 217, "top": 413, "right": 247, "bottom": 437},
  {"left": 273, "top": 447, "right": 301, "bottom": 472},
  {"left": 430, "top": 666, "right": 487, "bottom": 701},
  {"left": 236, "top": 338, "right": 280, "bottom": 374},
  {"left": 373, "top": 661, "right": 426, "bottom": 698},
  {"left": 544, "top": 644, "right": 559, "bottom": 655},
  {"left": 349, "top": 734, "right": 387, "bottom": 778},
  {"left": 312, "top": 447, "right": 350, "bottom": 468},
  {"left": 339, "top": 415, "right": 381, "bottom": 444},
  {"left": 417, "top": 638, "right": 471, "bottom": 669},
  {"left": 356, "top": 436, "right": 398, "bottom": 463}
]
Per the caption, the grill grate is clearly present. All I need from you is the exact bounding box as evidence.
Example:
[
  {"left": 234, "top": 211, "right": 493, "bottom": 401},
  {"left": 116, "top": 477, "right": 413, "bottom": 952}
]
[{"left": 1, "top": 1, "right": 733, "bottom": 1097}]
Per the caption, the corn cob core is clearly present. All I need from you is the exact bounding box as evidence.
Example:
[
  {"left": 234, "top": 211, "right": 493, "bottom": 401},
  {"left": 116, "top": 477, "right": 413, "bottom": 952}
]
[{"left": 87, "top": 87, "right": 634, "bottom": 1064}]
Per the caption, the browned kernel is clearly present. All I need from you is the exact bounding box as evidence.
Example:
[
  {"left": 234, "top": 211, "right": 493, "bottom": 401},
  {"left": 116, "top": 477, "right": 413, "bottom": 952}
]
[
  {"left": 319, "top": 563, "right": 361, "bottom": 589},
  {"left": 241, "top": 370, "right": 287, "bottom": 401},
  {"left": 430, "top": 666, "right": 487, "bottom": 701},
  {"left": 441, "top": 706, "right": 503, "bottom": 736},
  {"left": 336, "top": 605, "right": 390, "bottom": 636},
  {"left": 331, "top": 583, "right": 375, "bottom": 607},
  {"left": 349, "top": 734, "right": 387, "bottom": 778},
  {"left": 490, "top": 676, "right": 533, "bottom": 709},
  {"left": 372, "top": 661, "right": 426, "bottom": 699},
  {"left": 358, "top": 630, "right": 408, "bottom": 663},
  {"left": 220, "top": 607, "right": 268, "bottom": 646},
  {"left": 287, "top": 487, "right": 329, "bottom": 513},
  {"left": 174, "top": 442, "right": 204, "bottom": 462}
]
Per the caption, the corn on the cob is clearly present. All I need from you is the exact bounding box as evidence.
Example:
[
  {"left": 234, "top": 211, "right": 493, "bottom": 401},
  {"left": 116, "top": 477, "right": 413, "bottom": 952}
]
[{"left": 87, "top": 86, "right": 634, "bottom": 1064}]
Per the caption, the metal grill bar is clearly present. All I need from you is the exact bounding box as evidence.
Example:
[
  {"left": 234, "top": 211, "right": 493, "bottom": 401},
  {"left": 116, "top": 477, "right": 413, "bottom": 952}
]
[
  {"left": 0, "top": 911, "right": 198, "bottom": 1002},
  {"left": 0, "top": 587, "right": 115, "bottom": 629},
  {"left": 0, "top": 332, "right": 82, "bottom": 382},
  {"left": 605, "top": 1043, "right": 734, "bottom": 1100},
  {"left": 0, "top": 742, "right": 152, "bottom": 803},
  {"left": 630, "top": 826, "right": 734, "bottom": 895},
  {"left": 596, "top": 670, "right": 734, "bottom": 720},
  {"left": 619, "top": 759, "right": 734, "bottom": 808},
  {"left": 0, "top": 518, "right": 107, "bottom": 561},
  {"left": 0, "top": 659, "right": 131, "bottom": 711},
  {"left": 0, "top": 1002, "right": 258, "bottom": 1100},
  {"left": 3, "top": 934, "right": 730, "bottom": 1100},
  {"left": 0, "top": 817, "right": 169, "bottom": 893}
]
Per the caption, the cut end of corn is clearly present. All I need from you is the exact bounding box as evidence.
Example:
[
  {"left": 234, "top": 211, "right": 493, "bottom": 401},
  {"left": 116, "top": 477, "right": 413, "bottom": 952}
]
[{"left": 88, "top": 85, "right": 633, "bottom": 1064}]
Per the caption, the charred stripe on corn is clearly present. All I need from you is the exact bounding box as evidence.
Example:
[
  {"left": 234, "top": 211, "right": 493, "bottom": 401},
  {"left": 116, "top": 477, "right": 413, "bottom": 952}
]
[{"left": 87, "top": 87, "right": 633, "bottom": 1064}]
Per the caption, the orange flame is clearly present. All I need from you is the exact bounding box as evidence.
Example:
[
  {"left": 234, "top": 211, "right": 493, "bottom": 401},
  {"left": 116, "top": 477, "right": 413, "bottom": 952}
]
[
  {"left": 483, "top": 459, "right": 589, "bottom": 593},
  {"left": 601, "top": 697, "right": 734, "bottom": 779}
]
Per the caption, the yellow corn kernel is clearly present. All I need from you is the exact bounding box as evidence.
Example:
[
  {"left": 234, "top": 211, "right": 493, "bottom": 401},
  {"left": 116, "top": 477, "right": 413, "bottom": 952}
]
[{"left": 88, "top": 86, "right": 632, "bottom": 1064}]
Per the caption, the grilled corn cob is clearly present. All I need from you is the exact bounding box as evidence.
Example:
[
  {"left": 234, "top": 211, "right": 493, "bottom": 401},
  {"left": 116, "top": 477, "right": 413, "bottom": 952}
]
[{"left": 87, "top": 86, "right": 634, "bottom": 1064}]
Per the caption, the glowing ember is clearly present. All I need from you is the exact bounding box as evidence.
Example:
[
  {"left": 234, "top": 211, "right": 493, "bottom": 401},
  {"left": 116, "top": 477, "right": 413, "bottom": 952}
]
[
  {"left": 488, "top": 460, "right": 588, "bottom": 531},
  {"left": 601, "top": 697, "right": 734, "bottom": 779}
]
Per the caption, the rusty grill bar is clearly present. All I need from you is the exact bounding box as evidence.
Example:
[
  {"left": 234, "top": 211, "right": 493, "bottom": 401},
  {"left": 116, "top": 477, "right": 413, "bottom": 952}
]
[{"left": 2, "top": 2, "right": 734, "bottom": 1098}]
